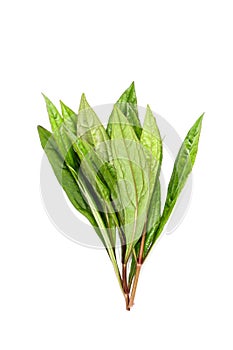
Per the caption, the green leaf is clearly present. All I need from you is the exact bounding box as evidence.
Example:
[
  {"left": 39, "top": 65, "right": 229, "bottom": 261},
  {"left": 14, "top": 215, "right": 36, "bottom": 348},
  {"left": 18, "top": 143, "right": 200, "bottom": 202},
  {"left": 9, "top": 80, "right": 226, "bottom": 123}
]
[
  {"left": 140, "top": 105, "right": 162, "bottom": 198},
  {"left": 140, "top": 106, "right": 162, "bottom": 258},
  {"left": 37, "top": 125, "right": 95, "bottom": 226},
  {"left": 107, "top": 82, "right": 142, "bottom": 138},
  {"left": 152, "top": 113, "right": 204, "bottom": 246},
  {"left": 42, "top": 94, "right": 63, "bottom": 132},
  {"left": 77, "top": 94, "right": 117, "bottom": 175},
  {"left": 60, "top": 100, "right": 77, "bottom": 135},
  {"left": 78, "top": 93, "right": 109, "bottom": 148},
  {"left": 108, "top": 106, "right": 150, "bottom": 262},
  {"left": 128, "top": 107, "right": 162, "bottom": 281},
  {"left": 144, "top": 179, "right": 161, "bottom": 255},
  {"left": 42, "top": 95, "right": 77, "bottom": 169}
]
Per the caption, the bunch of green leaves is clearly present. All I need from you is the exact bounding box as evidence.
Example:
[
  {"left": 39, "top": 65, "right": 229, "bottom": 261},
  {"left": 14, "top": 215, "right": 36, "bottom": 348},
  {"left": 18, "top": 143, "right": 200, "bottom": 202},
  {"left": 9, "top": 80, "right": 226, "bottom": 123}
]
[{"left": 38, "top": 82, "right": 203, "bottom": 310}]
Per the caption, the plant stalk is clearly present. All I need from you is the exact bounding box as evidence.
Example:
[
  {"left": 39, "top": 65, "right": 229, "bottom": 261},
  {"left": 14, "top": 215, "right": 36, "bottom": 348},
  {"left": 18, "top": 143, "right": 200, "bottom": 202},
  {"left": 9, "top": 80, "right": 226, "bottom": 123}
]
[
  {"left": 122, "top": 262, "right": 130, "bottom": 311},
  {"left": 129, "top": 224, "right": 146, "bottom": 308}
]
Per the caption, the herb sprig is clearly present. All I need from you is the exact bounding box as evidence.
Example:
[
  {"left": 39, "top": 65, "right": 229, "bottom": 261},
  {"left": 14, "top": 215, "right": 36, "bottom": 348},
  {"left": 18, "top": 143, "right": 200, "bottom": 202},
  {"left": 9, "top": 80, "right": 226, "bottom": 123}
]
[{"left": 38, "top": 83, "right": 203, "bottom": 310}]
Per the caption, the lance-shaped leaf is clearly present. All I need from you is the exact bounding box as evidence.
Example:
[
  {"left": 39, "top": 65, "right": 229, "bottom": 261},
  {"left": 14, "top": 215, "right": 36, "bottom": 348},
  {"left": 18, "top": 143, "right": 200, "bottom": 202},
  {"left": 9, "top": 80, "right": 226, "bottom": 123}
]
[
  {"left": 78, "top": 93, "right": 116, "bottom": 176},
  {"left": 107, "top": 82, "right": 142, "bottom": 138},
  {"left": 42, "top": 94, "right": 77, "bottom": 169},
  {"left": 140, "top": 106, "right": 162, "bottom": 258},
  {"left": 140, "top": 105, "right": 162, "bottom": 199},
  {"left": 128, "top": 107, "right": 162, "bottom": 283},
  {"left": 108, "top": 106, "right": 150, "bottom": 262},
  {"left": 37, "top": 126, "right": 95, "bottom": 226},
  {"left": 42, "top": 93, "right": 63, "bottom": 131},
  {"left": 144, "top": 180, "right": 161, "bottom": 253},
  {"left": 78, "top": 94, "right": 109, "bottom": 148},
  {"left": 60, "top": 100, "right": 77, "bottom": 136},
  {"left": 151, "top": 114, "right": 204, "bottom": 247}
]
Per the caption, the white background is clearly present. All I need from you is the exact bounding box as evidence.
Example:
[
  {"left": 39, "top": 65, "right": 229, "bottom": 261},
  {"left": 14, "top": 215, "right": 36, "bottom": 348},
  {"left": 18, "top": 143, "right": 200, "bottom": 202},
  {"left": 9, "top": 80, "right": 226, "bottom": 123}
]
[{"left": 1, "top": 1, "right": 233, "bottom": 349}]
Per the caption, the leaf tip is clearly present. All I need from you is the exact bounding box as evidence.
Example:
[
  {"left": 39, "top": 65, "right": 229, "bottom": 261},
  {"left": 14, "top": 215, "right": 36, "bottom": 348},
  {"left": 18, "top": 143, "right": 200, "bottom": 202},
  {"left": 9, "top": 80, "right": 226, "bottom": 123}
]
[
  {"left": 129, "top": 81, "right": 135, "bottom": 89},
  {"left": 199, "top": 112, "right": 205, "bottom": 120},
  {"left": 41, "top": 93, "right": 54, "bottom": 110},
  {"left": 196, "top": 113, "right": 205, "bottom": 128},
  {"left": 41, "top": 92, "right": 49, "bottom": 101},
  {"left": 41, "top": 92, "right": 46, "bottom": 102},
  {"left": 79, "top": 93, "right": 90, "bottom": 111},
  {"left": 81, "top": 92, "right": 86, "bottom": 100},
  {"left": 128, "top": 81, "right": 136, "bottom": 98},
  {"left": 59, "top": 100, "right": 66, "bottom": 114}
]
